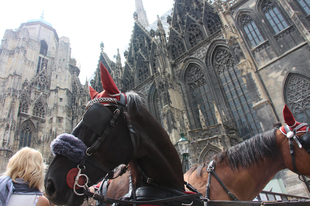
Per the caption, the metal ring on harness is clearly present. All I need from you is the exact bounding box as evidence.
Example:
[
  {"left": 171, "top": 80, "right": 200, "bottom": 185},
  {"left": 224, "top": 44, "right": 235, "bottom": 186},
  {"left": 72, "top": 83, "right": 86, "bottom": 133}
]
[{"left": 66, "top": 166, "right": 89, "bottom": 196}]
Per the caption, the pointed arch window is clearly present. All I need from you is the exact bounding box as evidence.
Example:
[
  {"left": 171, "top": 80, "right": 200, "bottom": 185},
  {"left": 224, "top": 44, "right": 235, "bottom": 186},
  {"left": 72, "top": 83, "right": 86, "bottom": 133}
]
[
  {"left": 19, "top": 122, "right": 33, "bottom": 148},
  {"left": 40, "top": 40, "right": 48, "bottom": 56},
  {"left": 262, "top": 1, "right": 288, "bottom": 34},
  {"left": 186, "top": 65, "right": 216, "bottom": 127},
  {"left": 33, "top": 101, "right": 45, "bottom": 118},
  {"left": 213, "top": 47, "right": 262, "bottom": 139},
  {"left": 241, "top": 15, "right": 264, "bottom": 47},
  {"left": 297, "top": 0, "right": 310, "bottom": 15},
  {"left": 187, "top": 23, "right": 204, "bottom": 48},
  {"left": 284, "top": 74, "right": 310, "bottom": 124}
]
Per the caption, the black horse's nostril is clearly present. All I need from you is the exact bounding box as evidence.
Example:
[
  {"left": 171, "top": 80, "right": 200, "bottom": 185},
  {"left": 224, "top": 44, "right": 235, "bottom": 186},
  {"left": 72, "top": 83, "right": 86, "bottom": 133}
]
[{"left": 45, "top": 179, "right": 56, "bottom": 198}]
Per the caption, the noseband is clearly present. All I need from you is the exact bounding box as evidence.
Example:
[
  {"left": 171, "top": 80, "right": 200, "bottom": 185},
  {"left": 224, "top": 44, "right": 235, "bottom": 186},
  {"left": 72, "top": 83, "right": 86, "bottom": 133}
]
[
  {"left": 281, "top": 123, "right": 310, "bottom": 177},
  {"left": 51, "top": 93, "right": 136, "bottom": 196}
]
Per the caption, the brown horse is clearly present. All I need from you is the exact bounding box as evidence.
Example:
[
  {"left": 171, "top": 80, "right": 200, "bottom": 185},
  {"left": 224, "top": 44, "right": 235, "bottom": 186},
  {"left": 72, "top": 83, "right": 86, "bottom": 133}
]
[
  {"left": 184, "top": 104, "right": 310, "bottom": 201},
  {"left": 95, "top": 104, "right": 310, "bottom": 204},
  {"left": 44, "top": 63, "right": 201, "bottom": 206}
]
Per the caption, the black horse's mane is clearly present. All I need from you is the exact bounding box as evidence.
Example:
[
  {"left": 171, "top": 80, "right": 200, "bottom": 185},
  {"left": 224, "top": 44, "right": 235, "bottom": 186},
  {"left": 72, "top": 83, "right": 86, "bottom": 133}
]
[{"left": 188, "top": 128, "right": 278, "bottom": 177}]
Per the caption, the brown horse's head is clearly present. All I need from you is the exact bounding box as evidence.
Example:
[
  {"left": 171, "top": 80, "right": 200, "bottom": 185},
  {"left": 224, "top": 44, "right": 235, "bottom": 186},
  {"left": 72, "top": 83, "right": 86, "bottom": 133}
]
[{"left": 278, "top": 104, "right": 310, "bottom": 176}]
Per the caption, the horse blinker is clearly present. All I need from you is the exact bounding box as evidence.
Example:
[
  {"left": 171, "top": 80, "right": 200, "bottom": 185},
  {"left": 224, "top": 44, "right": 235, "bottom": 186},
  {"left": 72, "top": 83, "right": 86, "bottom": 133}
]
[{"left": 83, "top": 103, "right": 114, "bottom": 136}]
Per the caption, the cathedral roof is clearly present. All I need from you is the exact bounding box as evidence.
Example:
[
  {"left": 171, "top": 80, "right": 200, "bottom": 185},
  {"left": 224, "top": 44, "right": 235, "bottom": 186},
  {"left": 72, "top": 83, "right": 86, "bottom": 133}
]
[
  {"left": 27, "top": 19, "right": 53, "bottom": 27},
  {"left": 21, "top": 19, "right": 59, "bottom": 42}
]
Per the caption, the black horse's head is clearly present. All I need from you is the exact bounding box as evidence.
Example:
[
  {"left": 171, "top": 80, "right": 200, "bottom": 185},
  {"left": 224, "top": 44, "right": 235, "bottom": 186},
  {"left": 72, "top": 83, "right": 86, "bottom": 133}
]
[{"left": 44, "top": 63, "right": 137, "bottom": 206}]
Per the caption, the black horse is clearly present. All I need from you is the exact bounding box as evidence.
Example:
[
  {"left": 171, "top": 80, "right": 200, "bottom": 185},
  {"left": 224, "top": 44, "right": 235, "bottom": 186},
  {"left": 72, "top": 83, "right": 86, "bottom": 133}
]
[{"left": 44, "top": 62, "right": 200, "bottom": 206}]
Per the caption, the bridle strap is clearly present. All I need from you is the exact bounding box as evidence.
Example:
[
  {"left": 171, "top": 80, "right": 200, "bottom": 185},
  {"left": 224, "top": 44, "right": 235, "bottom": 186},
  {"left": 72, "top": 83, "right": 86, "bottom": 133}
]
[
  {"left": 283, "top": 125, "right": 301, "bottom": 175},
  {"left": 205, "top": 160, "right": 239, "bottom": 201}
]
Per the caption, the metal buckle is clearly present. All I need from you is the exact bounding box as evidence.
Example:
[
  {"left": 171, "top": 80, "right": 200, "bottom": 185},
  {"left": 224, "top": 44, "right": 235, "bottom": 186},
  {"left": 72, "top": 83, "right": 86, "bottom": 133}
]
[
  {"left": 146, "top": 177, "right": 153, "bottom": 184},
  {"left": 207, "top": 160, "right": 214, "bottom": 172},
  {"left": 86, "top": 147, "right": 93, "bottom": 156}
]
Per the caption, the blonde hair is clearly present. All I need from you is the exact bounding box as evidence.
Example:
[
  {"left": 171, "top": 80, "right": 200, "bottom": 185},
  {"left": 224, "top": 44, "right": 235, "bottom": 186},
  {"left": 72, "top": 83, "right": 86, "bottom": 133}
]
[{"left": 4, "top": 147, "right": 44, "bottom": 190}]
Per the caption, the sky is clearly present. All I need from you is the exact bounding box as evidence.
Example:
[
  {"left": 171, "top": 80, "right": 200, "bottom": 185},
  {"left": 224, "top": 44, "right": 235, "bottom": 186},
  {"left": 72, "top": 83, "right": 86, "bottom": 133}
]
[{"left": 0, "top": 0, "right": 174, "bottom": 83}]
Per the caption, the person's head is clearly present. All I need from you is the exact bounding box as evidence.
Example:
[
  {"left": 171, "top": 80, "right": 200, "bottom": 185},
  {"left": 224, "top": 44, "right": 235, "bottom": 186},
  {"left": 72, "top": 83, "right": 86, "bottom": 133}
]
[{"left": 4, "top": 147, "right": 44, "bottom": 190}]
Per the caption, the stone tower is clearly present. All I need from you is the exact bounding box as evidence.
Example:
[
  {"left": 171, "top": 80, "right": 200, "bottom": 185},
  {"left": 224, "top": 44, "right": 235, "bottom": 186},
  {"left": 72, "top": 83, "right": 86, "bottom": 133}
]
[{"left": 0, "top": 19, "right": 89, "bottom": 171}]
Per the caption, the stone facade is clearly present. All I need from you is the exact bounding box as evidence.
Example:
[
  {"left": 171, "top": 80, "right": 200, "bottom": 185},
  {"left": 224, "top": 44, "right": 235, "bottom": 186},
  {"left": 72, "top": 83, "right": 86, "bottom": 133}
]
[
  {"left": 91, "top": 0, "right": 310, "bottom": 197},
  {"left": 0, "top": 19, "right": 89, "bottom": 172}
]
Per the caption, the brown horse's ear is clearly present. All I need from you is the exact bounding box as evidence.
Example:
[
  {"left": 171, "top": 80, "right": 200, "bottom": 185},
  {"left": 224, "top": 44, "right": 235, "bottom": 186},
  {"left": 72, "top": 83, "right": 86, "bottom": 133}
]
[
  {"left": 89, "top": 86, "right": 99, "bottom": 100},
  {"left": 100, "top": 62, "right": 120, "bottom": 96},
  {"left": 283, "top": 104, "right": 296, "bottom": 127}
]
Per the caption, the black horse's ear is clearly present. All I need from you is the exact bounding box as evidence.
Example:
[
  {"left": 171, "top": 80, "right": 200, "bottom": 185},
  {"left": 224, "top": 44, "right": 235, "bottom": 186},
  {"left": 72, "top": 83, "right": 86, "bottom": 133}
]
[{"left": 83, "top": 103, "right": 113, "bottom": 136}]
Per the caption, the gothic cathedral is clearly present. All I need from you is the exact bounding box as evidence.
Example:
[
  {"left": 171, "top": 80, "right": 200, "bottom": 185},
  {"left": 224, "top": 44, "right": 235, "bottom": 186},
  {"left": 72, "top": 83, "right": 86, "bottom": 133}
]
[{"left": 91, "top": 0, "right": 310, "bottom": 197}]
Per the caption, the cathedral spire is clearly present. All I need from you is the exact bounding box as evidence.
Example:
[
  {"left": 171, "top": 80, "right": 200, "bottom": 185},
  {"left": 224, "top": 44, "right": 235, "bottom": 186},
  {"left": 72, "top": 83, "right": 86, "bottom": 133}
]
[
  {"left": 135, "top": 0, "right": 149, "bottom": 28},
  {"left": 40, "top": 11, "right": 44, "bottom": 19}
]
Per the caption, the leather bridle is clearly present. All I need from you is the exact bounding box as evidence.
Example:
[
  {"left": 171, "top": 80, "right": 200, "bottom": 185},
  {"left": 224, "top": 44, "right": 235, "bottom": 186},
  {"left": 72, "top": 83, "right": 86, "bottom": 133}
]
[
  {"left": 67, "top": 93, "right": 137, "bottom": 196},
  {"left": 204, "top": 125, "right": 310, "bottom": 202},
  {"left": 281, "top": 124, "right": 310, "bottom": 180}
]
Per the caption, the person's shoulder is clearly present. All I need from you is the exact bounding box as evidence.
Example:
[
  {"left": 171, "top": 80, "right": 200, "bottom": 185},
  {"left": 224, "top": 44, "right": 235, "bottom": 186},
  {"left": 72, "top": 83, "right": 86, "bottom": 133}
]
[{"left": 36, "top": 195, "right": 50, "bottom": 206}]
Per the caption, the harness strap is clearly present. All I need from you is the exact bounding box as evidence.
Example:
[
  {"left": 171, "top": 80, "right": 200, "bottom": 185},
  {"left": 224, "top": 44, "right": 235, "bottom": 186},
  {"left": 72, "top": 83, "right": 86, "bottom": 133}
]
[
  {"left": 283, "top": 126, "right": 301, "bottom": 175},
  {"left": 184, "top": 181, "right": 200, "bottom": 194},
  {"left": 206, "top": 160, "right": 239, "bottom": 201},
  {"left": 205, "top": 166, "right": 212, "bottom": 199},
  {"left": 137, "top": 165, "right": 163, "bottom": 189}
]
